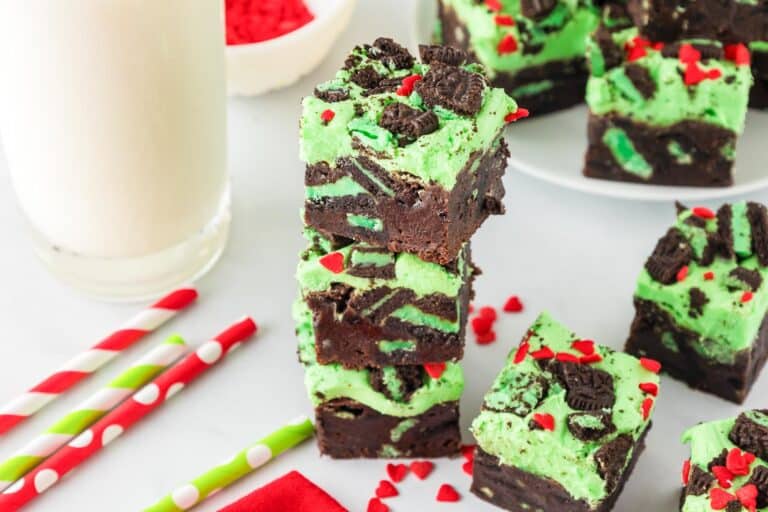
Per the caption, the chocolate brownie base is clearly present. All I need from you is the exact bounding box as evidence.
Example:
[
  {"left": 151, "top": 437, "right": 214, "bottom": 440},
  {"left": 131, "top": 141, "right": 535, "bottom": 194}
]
[
  {"left": 584, "top": 113, "right": 736, "bottom": 187},
  {"left": 308, "top": 257, "right": 474, "bottom": 369},
  {"left": 315, "top": 399, "right": 461, "bottom": 458},
  {"left": 304, "top": 137, "right": 507, "bottom": 266},
  {"left": 752, "top": 51, "right": 768, "bottom": 109},
  {"left": 439, "top": 1, "right": 587, "bottom": 115},
  {"left": 626, "top": 298, "right": 768, "bottom": 403},
  {"left": 471, "top": 426, "right": 650, "bottom": 512}
]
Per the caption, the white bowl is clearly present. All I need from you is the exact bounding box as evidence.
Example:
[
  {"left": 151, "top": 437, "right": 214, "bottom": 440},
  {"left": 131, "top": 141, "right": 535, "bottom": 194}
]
[{"left": 226, "top": 0, "right": 357, "bottom": 96}]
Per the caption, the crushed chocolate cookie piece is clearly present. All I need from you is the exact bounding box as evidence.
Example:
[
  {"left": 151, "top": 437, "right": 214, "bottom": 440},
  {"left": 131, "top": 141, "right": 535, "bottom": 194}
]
[
  {"left": 369, "top": 38, "right": 415, "bottom": 70},
  {"left": 625, "top": 64, "right": 656, "bottom": 99},
  {"left": 645, "top": 228, "right": 694, "bottom": 285},
  {"left": 379, "top": 103, "right": 439, "bottom": 145},
  {"left": 685, "top": 465, "right": 715, "bottom": 496},
  {"left": 689, "top": 288, "right": 709, "bottom": 318},
  {"left": 729, "top": 267, "right": 763, "bottom": 291},
  {"left": 483, "top": 373, "right": 549, "bottom": 417},
  {"left": 729, "top": 410, "right": 768, "bottom": 460},
  {"left": 593, "top": 25, "right": 624, "bottom": 71},
  {"left": 415, "top": 62, "right": 486, "bottom": 116},
  {"left": 368, "top": 366, "right": 425, "bottom": 402},
  {"left": 708, "top": 449, "right": 728, "bottom": 471},
  {"left": 595, "top": 434, "right": 633, "bottom": 492},
  {"left": 351, "top": 66, "right": 383, "bottom": 89},
  {"left": 343, "top": 53, "right": 362, "bottom": 70},
  {"left": 419, "top": 44, "right": 468, "bottom": 66},
  {"left": 748, "top": 465, "right": 768, "bottom": 508},
  {"left": 748, "top": 202, "right": 768, "bottom": 266},
  {"left": 314, "top": 87, "right": 350, "bottom": 103},
  {"left": 567, "top": 412, "right": 616, "bottom": 442},
  {"left": 715, "top": 204, "right": 735, "bottom": 259},
  {"left": 520, "top": 0, "right": 557, "bottom": 20},
  {"left": 548, "top": 361, "right": 615, "bottom": 411},
  {"left": 662, "top": 42, "right": 724, "bottom": 61}
]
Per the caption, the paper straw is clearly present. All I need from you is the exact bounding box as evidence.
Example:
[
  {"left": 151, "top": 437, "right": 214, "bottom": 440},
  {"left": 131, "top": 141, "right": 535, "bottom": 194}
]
[
  {"left": 0, "top": 287, "right": 198, "bottom": 435},
  {"left": 0, "top": 317, "right": 256, "bottom": 511},
  {"left": 0, "top": 335, "right": 188, "bottom": 491},
  {"left": 144, "top": 416, "right": 314, "bottom": 512}
]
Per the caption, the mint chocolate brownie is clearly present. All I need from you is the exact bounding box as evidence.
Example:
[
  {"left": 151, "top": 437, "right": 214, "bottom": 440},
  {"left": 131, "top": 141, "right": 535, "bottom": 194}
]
[
  {"left": 300, "top": 38, "right": 519, "bottom": 265},
  {"left": 295, "top": 300, "right": 463, "bottom": 458},
  {"left": 626, "top": 202, "right": 768, "bottom": 403},
  {"left": 680, "top": 410, "right": 768, "bottom": 511},
  {"left": 297, "top": 229, "right": 475, "bottom": 369},
  {"left": 471, "top": 312, "right": 659, "bottom": 512},
  {"left": 438, "top": 0, "right": 600, "bottom": 115},
  {"left": 752, "top": 42, "right": 768, "bottom": 108},
  {"left": 584, "top": 27, "right": 753, "bottom": 186}
]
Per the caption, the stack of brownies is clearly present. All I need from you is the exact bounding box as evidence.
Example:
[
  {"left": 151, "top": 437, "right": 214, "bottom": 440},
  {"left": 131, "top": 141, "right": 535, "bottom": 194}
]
[{"left": 294, "top": 38, "right": 521, "bottom": 458}]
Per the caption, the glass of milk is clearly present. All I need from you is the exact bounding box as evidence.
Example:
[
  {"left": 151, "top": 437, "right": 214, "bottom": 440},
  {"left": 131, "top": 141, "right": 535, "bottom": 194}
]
[{"left": 0, "top": 0, "right": 230, "bottom": 301}]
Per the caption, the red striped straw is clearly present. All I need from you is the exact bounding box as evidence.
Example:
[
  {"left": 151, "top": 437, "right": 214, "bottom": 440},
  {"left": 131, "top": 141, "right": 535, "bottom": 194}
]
[
  {"left": 0, "top": 287, "right": 198, "bottom": 436},
  {"left": 0, "top": 316, "right": 257, "bottom": 511}
]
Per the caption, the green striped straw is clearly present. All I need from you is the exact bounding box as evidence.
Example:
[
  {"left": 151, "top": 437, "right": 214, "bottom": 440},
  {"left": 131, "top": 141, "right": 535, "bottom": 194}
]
[
  {"left": 0, "top": 335, "right": 186, "bottom": 490},
  {"left": 145, "top": 416, "right": 314, "bottom": 512}
]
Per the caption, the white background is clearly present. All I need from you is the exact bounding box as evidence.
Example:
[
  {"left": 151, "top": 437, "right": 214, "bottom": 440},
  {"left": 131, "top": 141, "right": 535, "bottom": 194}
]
[{"left": 0, "top": 1, "right": 767, "bottom": 510}]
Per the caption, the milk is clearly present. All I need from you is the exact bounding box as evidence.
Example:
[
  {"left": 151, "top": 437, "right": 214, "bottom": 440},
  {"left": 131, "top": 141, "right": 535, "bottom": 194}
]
[{"left": 0, "top": 0, "right": 229, "bottom": 298}]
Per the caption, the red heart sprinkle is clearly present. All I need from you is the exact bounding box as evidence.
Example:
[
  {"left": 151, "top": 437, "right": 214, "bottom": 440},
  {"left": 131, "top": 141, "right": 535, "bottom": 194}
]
[
  {"left": 436, "top": 484, "right": 461, "bottom": 502},
  {"left": 533, "top": 413, "right": 555, "bottom": 431},
  {"left": 677, "top": 265, "right": 689, "bottom": 282},
  {"left": 737, "top": 484, "right": 758, "bottom": 511},
  {"left": 478, "top": 306, "right": 497, "bottom": 321},
  {"left": 320, "top": 109, "right": 335, "bottom": 124},
  {"left": 640, "top": 358, "right": 662, "bottom": 373},
  {"left": 471, "top": 316, "right": 493, "bottom": 336},
  {"left": 468, "top": 303, "right": 475, "bottom": 313},
  {"left": 367, "top": 497, "right": 390, "bottom": 512},
  {"left": 375, "top": 480, "right": 398, "bottom": 499},
  {"left": 319, "top": 252, "right": 344, "bottom": 273},
  {"left": 476, "top": 330, "right": 497, "bottom": 345},
  {"left": 682, "top": 459, "right": 691, "bottom": 485},
  {"left": 639, "top": 382, "right": 659, "bottom": 397},
  {"left": 386, "top": 463, "right": 408, "bottom": 483},
  {"left": 684, "top": 62, "right": 707, "bottom": 85},
  {"left": 726, "top": 448, "right": 756, "bottom": 476},
  {"left": 712, "top": 466, "right": 734, "bottom": 489},
  {"left": 579, "top": 353, "right": 603, "bottom": 364},
  {"left": 497, "top": 34, "right": 518, "bottom": 55},
  {"left": 704, "top": 271, "right": 715, "bottom": 280},
  {"left": 513, "top": 341, "right": 530, "bottom": 364},
  {"left": 742, "top": 291, "right": 754, "bottom": 303},
  {"left": 396, "top": 74, "right": 422, "bottom": 96},
  {"left": 424, "top": 362, "right": 447, "bottom": 379},
  {"left": 679, "top": 43, "right": 702, "bottom": 64},
  {"left": 485, "top": 0, "right": 502, "bottom": 11},
  {"left": 410, "top": 460, "right": 434, "bottom": 480},
  {"left": 725, "top": 43, "right": 751, "bottom": 66},
  {"left": 531, "top": 347, "right": 555, "bottom": 360},
  {"left": 494, "top": 14, "right": 515, "bottom": 26},
  {"left": 572, "top": 340, "right": 595, "bottom": 355},
  {"left": 626, "top": 45, "right": 647, "bottom": 62},
  {"left": 555, "top": 352, "right": 579, "bottom": 363},
  {"left": 461, "top": 444, "right": 476, "bottom": 460},
  {"left": 691, "top": 206, "right": 716, "bottom": 219},
  {"left": 504, "top": 107, "right": 530, "bottom": 123},
  {"left": 462, "top": 460, "right": 473, "bottom": 476},
  {"left": 503, "top": 296, "right": 524, "bottom": 312},
  {"left": 641, "top": 398, "right": 653, "bottom": 420},
  {"left": 710, "top": 488, "right": 736, "bottom": 510},
  {"left": 706, "top": 68, "right": 723, "bottom": 80}
]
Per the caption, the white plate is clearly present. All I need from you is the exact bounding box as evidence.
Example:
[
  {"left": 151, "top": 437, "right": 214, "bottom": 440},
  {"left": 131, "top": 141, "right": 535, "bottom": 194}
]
[{"left": 412, "top": 0, "right": 768, "bottom": 201}]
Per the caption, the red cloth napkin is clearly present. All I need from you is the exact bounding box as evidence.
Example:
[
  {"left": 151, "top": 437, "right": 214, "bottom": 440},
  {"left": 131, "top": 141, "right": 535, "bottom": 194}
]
[{"left": 219, "top": 470, "right": 348, "bottom": 511}]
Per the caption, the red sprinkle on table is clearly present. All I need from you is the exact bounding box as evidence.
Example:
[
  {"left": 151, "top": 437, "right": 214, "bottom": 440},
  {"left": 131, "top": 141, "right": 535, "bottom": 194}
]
[
  {"left": 641, "top": 398, "right": 653, "bottom": 420},
  {"left": 580, "top": 353, "right": 603, "bottom": 364},
  {"left": 397, "top": 74, "right": 422, "bottom": 96},
  {"left": 472, "top": 316, "right": 493, "bottom": 336},
  {"left": 479, "top": 306, "right": 497, "bottom": 321},
  {"left": 572, "top": 339, "right": 595, "bottom": 356},
  {"left": 320, "top": 109, "right": 335, "bottom": 124},
  {"left": 226, "top": 0, "right": 315, "bottom": 45},
  {"left": 704, "top": 271, "right": 715, "bottom": 281},
  {"left": 736, "top": 484, "right": 758, "bottom": 511},
  {"left": 476, "top": 330, "right": 497, "bottom": 345},
  {"left": 712, "top": 465, "right": 734, "bottom": 489},
  {"left": 726, "top": 448, "right": 756, "bottom": 476},
  {"left": 531, "top": 347, "right": 555, "bottom": 360},
  {"left": 682, "top": 459, "right": 691, "bottom": 485},
  {"left": 462, "top": 460, "right": 474, "bottom": 476},
  {"left": 533, "top": 413, "right": 555, "bottom": 431},
  {"left": 375, "top": 480, "right": 398, "bottom": 499},
  {"left": 513, "top": 341, "right": 530, "bottom": 363},
  {"left": 386, "top": 463, "right": 409, "bottom": 483},
  {"left": 725, "top": 43, "right": 752, "bottom": 66},
  {"left": 461, "top": 444, "right": 476, "bottom": 460},
  {"left": 485, "top": 0, "right": 502, "bottom": 12},
  {"left": 410, "top": 460, "right": 435, "bottom": 480},
  {"left": 692, "top": 206, "right": 716, "bottom": 219},
  {"left": 318, "top": 252, "right": 344, "bottom": 273},
  {"left": 710, "top": 488, "right": 736, "bottom": 510},
  {"left": 676, "top": 265, "right": 689, "bottom": 282},
  {"left": 505, "top": 107, "right": 530, "bottom": 123},
  {"left": 424, "top": 362, "right": 447, "bottom": 379},
  {"left": 638, "top": 382, "right": 659, "bottom": 397},
  {"left": 503, "top": 295, "right": 525, "bottom": 312},
  {"left": 640, "top": 358, "right": 662, "bottom": 373},
  {"left": 494, "top": 14, "right": 515, "bottom": 26},
  {"left": 742, "top": 291, "right": 754, "bottom": 303},
  {"left": 498, "top": 34, "right": 519, "bottom": 55},
  {"left": 436, "top": 484, "right": 461, "bottom": 502},
  {"left": 556, "top": 352, "right": 579, "bottom": 363},
  {"left": 679, "top": 44, "right": 702, "bottom": 64},
  {"left": 367, "top": 497, "right": 390, "bottom": 512}
]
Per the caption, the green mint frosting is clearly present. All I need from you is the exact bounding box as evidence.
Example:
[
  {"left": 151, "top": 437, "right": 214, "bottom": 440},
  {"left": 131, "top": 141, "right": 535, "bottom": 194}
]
[
  {"left": 587, "top": 28, "right": 753, "bottom": 133},
  {"left": 635, "top": 203, "right": 768, "bottom": 364},
  {"left": 300, "top": 45, "right": 517, "bottom": 190},
  {"left": 471, "top": 312, "right": 658, "bottom": 506},
  {"left": 295, "top": 300, "right": 464, "bottom": 417}
]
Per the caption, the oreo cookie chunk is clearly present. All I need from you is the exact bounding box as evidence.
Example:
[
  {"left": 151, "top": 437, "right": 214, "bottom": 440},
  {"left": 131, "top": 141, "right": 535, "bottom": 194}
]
[
  {"left": 681, "top": 410, "right": 768, "bottom": 511},
  {"left": 627, "top": 202, "right": 768, "bottom": 404},
  {"left": 471, "top": 312, "right": 658, "bottom": 511}
]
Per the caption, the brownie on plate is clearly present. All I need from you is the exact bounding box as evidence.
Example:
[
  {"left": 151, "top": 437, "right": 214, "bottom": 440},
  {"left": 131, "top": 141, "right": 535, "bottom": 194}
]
[
  {"left": 680, "top": 409, "right": 768, "bottom": 511},
  {"left": 584, "top": 26, "right": 753, "bottom": 186},
  {"left": 300, "top": 38, "right": 519, "bottom": 265},
  {"left": 437, "top": 0, "right": 600, "bottom": 115},
  {"left": 295, "top": 300, "right": 463, "bottom": 458},
  {"left": 297, "top": 229, "right": 475, "bottom": 368},
  {"left": 471, "top": 312, "right": 659, "bottom": 512},
  {"left": 626, "top": 202, "right": 768, "bottom": 403}
]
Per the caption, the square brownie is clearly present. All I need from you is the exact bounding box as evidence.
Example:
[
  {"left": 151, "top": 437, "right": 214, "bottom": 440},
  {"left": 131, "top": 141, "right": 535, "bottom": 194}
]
[
  {"left": 584, "top": 27, "right": 753, "bottom": 186},
  {"left": 300, "top": 38, "right": 519, "bottom": 265},
  {"left": 626, "top": 202, "right": 768, "bottom": 403},
  {"left": 471, "top": 312, "right": 659, "bottom": 512},
  {"left": 680, "top": 410, "right": 768, "bottom": 511},
  {"left": 438, "top": 0, "right": 600, "bottom": 115},
  {"left": 296, "top": 229, "right": 476, "bottom": 368},
  {"left": 295, "top": 300, "right": 463, "bottom": 459},
  {"left": 752, "top": 42, "right": 768, "bottom": 109}
]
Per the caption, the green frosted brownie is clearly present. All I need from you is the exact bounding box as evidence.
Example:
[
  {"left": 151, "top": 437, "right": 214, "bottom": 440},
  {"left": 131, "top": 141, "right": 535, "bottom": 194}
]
[
  {"left": 680, "top": 410, "right": 768, "bottom": 511},
  {"left": 471, "top": 312, "right": 659, "bottom": 511},
  {"left": 438, "top": 0, "right": 600, "bottom": 115},
  {"left": 584, "top": 26, "right": 753, "bottom": 186},
  {"left": 294, "top": 300, "right": 464, "bottom": 458},
  {"left": 296, "top": 229, "right": 475, "bottom": 369},
  {"left": 301, "top": 38, "right": 519, "bottom": 265},
  {"left": 752, "top": 42, "right": 768, "bottom": 109},
  {"left": 626, "top": 202, "right": 768, "bottom": 403}
]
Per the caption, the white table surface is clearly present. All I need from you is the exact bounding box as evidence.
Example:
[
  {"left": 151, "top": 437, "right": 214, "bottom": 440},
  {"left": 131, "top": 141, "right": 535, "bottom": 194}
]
[{"left": 1, "top": 2, "right": 767, "bottom": 511}]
